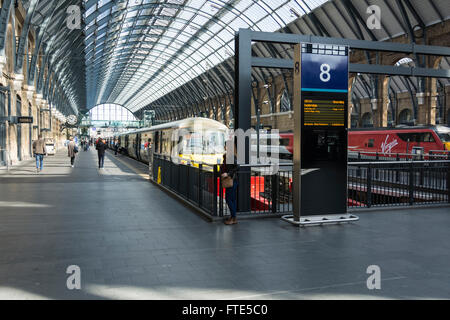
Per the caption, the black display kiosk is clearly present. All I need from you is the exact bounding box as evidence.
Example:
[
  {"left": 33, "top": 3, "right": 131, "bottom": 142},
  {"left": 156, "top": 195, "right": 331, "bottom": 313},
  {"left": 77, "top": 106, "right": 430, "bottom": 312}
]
[{"left": 283, "top": 43, "right": 359, "bottom": 226}]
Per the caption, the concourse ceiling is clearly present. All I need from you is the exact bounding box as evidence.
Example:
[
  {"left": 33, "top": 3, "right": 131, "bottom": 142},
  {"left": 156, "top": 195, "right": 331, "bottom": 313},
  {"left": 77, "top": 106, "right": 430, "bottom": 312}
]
[
  {"left": 83, "top": 0, "right": 328, "bottom": 113},
  {"left": 18, "top": 0, "right": 450, "bottom": 117}
]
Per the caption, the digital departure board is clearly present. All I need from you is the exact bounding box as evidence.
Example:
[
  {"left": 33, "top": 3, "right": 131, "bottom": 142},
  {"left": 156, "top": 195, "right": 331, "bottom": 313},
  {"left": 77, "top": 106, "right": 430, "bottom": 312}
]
[
  {"left": 303, "top": 98, "right": 345, "bottom": 127},
  {"left": 293, "top": 43, "right": 349, "bottom": 217}
]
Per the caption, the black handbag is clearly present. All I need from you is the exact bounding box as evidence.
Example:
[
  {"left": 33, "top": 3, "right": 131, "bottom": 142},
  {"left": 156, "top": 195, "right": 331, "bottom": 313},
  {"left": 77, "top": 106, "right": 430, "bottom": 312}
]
[{"left": 74, "top": 146, "right": 79, "bottom": 153}]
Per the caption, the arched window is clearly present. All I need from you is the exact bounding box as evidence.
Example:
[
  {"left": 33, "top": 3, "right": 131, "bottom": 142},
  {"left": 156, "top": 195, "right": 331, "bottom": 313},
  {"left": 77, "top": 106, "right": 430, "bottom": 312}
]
[
  {"left": 351, "top": 114, "right": 359, "bottom": 128},
  {"left": 398, "top": 109, "right": 412, "bottom": 125},
  {"left": 361, "top": 112, "right": 373, "bottom": 128},
  {"left": 89, "top": 104, "right": 137, "bottom": 121},
  {"left": 280, "top": 90, "right": 291, "bottom": 112},
  {"left": 387, "top": 111, "right": 393, "bottom": 127}
]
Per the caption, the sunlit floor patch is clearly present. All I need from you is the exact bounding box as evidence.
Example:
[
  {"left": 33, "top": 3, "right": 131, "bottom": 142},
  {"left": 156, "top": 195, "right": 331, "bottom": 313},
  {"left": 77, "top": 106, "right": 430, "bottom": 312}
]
[
  {"left": 0, "top": 287, "right": 48, "bottom": 300},
  {"left": 83, "top": 282, "right": 404, "bottom": 300},
  {"left": 0, "top": 201, "right": 53, "bottom": 208},
  {"left": 84, "top": 284, "right": 260, "bottom": 300}
]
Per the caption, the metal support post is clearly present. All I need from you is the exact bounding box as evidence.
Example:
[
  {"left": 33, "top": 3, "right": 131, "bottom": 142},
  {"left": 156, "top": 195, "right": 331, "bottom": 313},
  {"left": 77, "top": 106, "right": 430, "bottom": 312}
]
[{"left": 235, "top": 29, "right": 252, "bottom": 213}]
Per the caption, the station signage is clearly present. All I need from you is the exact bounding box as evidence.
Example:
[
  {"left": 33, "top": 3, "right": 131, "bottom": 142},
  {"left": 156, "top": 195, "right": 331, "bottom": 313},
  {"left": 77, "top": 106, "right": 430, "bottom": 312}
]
[
  {"left": 1, "top": 116, "right": 34, "bottom": 124},
  {"left": 303, "top": 98, "right": 346, "bottom": 127},
  {"left": 301, "top": 43, "right": 348, "bottom": 128},
  {"left": 293, "top": 43, "right": 349, "bottom": 219},
  {"left": 17, "top": 116, "right": 33, "bottom": 124},
  {"left": 301, "top": 45, "right": 349, "bottom": 93}
]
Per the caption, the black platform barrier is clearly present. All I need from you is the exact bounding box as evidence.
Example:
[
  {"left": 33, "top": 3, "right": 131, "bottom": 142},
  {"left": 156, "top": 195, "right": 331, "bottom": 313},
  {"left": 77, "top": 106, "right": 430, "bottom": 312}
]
[{"left": 149, "top": 154, "right": 449, "bottom": 222}]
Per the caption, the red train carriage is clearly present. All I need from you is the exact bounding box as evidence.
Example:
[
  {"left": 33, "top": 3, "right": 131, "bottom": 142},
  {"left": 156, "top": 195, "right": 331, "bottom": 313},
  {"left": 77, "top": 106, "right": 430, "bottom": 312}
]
[{"left": 349, "top": 125, "right": 450, "bottom": 159}]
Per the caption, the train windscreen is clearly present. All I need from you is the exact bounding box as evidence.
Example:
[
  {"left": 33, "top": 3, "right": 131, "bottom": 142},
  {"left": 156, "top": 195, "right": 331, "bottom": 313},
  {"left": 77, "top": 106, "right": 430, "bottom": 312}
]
[{"left": 437, "top": 132, "right": 450, "bottom": 143}]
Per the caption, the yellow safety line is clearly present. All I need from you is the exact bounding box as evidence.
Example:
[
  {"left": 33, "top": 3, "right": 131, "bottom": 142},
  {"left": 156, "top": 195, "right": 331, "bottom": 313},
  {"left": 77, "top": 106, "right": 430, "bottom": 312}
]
[{"left": 107, "top": 152, "right": 149, "bottom": 180}]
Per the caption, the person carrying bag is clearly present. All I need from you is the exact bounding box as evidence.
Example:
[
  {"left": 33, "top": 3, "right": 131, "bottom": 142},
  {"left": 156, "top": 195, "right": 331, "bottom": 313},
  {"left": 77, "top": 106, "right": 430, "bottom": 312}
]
[
  {"left": 67, "top": 137, "right": 77, "bottom": 168},
  {"left": 220, "top": 142, "right": 239, "bottom": 225},
  {"left": 32, "top": 134, "right": 47, "bottom": 173}
]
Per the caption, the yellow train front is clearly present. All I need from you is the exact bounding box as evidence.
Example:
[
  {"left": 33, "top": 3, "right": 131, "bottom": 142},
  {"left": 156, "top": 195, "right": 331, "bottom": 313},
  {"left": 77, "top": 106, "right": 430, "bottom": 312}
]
[{"left": 113, "top": 118, "right": 228, "bottom": 169}]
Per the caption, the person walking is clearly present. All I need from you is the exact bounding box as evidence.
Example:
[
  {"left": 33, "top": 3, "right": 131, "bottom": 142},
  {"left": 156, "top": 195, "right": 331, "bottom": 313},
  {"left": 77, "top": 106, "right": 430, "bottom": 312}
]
[
  {"left": 114, "top": 139, "right": 119, "bottom": 156},
  {"left": 147, "top": 138, "right": 154, "bottom": 178},
  {"left": 32, "top": 134, "right": 47, "bottom": 173},
  {"left": 96, "top": 138, "right": 107, "bottom": 169},
  {"left": 220, "top": 142, "right": 239, "bottom": 225},
  {"left": 67, "top": 136, "right": 78, "bottom": 167}
]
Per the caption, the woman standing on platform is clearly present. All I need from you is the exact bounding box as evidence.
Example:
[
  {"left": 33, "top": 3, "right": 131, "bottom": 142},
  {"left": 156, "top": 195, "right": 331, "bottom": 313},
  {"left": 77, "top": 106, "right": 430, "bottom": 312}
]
[
  {"left": 67, "top": 137, "right": 78, "bottom": 168},
  {"left": 220, "top": 141, "right": 239, "bottom": 225}
]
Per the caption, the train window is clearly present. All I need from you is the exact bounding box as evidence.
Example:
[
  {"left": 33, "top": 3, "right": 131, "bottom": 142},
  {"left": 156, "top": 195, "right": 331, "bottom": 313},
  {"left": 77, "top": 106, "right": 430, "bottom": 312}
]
[
  {"left": 154, "top": 132, "right": 159, "bottom": 153},
  {"left": 422, "top": 132, "right": 435, "bottom": 142},
  {"left": 205, "top": 131, "right": 225, "bottom": 154},
  {"left": 397, "top": 133, "right": 415, "bottom": 142},
  {"left": 280, "top": 138, "right": 290, "bottom": 147},
  {"left": 398, "top": 132, "right": 435, "bottom": 143},
  {"left": 438, "top": 132, "right": 450, "bottom": 142},
  {"left": 161, "top": 130, "right": 170, "bottom": 155},
  {"left": 368, "top": 139, "right": 374, "bottom": 148},
  {"left": 189, "top": 133, "right": 203, "bottom": 153}
]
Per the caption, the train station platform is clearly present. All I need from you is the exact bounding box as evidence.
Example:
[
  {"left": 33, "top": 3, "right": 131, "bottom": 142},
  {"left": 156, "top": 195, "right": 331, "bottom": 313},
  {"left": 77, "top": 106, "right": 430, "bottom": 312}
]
[{"left": 0, "top": 149, "right": 450, "bottom": 300}]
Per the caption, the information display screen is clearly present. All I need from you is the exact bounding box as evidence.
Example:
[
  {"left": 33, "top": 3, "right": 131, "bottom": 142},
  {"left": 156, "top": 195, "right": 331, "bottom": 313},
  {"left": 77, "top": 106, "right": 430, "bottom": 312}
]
[
  {"left": 296, "top": 43, "right": 349, "bottom": 216},
  {"left": 303, "top": 98, "right": 345, "bottom": 127}
]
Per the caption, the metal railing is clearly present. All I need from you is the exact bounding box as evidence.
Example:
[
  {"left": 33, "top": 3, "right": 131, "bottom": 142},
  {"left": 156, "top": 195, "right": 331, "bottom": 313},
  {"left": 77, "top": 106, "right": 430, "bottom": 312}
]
[
  {"left": 152, "top": 155, "right": 449, "bottom": 217},
  {"left": 152, "top": 155, "right": 293, "bottom": 218},
  {"left": 348, "top": 150, "right": 450, "bottom": 162},
  {"left": 222, "top": 164, "right": 293, "bottom": 216},
  {"left": 153, "top": 155, "right": 219, "bottom": 216},
  {"left": 348, "top": 160, "right": 450, "bottom": 208}
]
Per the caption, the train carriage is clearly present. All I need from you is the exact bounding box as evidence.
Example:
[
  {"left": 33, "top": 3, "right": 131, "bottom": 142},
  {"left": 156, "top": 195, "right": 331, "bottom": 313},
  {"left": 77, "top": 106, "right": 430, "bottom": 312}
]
[
  {"left": 113, "top": 117, "right": 229, "bottom": 167},
  {"left": 348, "top": 125, "right": 450, "bottom": 160}
]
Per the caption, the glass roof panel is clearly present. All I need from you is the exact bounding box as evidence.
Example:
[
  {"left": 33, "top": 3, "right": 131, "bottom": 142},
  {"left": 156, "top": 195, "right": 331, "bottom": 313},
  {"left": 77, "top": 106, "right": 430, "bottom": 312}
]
[{"left": 84, "top": 0, "right": 328, "bottom": 112}]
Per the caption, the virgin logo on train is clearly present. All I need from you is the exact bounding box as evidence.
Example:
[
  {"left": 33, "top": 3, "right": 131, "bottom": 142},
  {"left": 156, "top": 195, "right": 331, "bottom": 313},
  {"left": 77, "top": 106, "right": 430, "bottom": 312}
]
[{"left": 380, "top": 135, "right": 399, "bottom": 155}]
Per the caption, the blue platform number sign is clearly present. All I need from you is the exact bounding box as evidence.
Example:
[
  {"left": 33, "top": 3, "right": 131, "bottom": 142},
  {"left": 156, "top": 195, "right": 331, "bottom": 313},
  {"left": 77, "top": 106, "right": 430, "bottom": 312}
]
[{"left": 301, "top": 44, "right": 349, "bottom": 93}]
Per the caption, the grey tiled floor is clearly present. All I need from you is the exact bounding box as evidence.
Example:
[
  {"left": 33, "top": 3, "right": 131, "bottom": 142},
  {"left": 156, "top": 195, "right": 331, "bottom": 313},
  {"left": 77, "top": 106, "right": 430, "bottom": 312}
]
[{"left": 0, "top": 149, "right": 450, "bottom": 299}]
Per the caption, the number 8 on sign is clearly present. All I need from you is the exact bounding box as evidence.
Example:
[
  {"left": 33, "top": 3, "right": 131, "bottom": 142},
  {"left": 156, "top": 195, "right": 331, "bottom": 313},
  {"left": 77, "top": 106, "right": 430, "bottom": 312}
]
[{"left": 320, "top": 63, "right": 331, "bottom": 82}]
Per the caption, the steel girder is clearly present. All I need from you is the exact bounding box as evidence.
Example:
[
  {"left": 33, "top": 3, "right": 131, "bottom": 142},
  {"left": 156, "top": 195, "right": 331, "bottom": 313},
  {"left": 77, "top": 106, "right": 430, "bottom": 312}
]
[
  {"left": 3, "top": 0, "right": 86, "bottom": 117},
  {"left": 15, "top": 0, "right": 39, "bottom": 74},
  {"left": 26, "top": 0, "right": 59, "bottom": 87},
  {"left": 0, "top": 0, "right": 14, "bottom": 57}
]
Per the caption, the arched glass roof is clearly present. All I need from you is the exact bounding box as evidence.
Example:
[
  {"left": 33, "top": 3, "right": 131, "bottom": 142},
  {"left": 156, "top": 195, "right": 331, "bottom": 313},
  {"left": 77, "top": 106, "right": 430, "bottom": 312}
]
[
  {"left": 83, "top": 0, "right": 328, "bottom": 112},
  {"left": 17, "top": 0, "right": 449, "bottom": 119}
]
